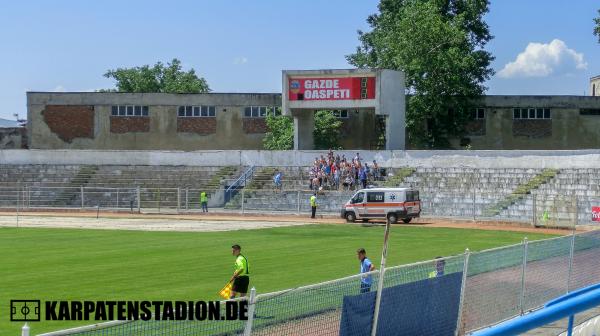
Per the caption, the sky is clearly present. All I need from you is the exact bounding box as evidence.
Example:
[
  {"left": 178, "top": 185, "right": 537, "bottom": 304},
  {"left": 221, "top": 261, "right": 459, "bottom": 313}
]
[{"left": 0, "top": 0, "right": 598, "bottom": 120}]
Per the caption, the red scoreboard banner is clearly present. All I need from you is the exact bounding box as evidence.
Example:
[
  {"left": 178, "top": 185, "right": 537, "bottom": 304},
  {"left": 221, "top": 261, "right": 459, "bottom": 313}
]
[
  {"left": 288, "top": 77, "right": 376, "bottom": 101},
  {"left": 592, "top": 206, "right": 600, "bottom": 222}
]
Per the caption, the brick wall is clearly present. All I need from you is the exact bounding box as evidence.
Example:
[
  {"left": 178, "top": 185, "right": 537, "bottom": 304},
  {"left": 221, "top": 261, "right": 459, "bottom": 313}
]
[
  {"left": 177, "top": 118, "right": 216, "bottom": 135},
  {"left": 243, "top": 118, "right": 268, "bottom": 134},
  {"left": 110, "top": 117, "right": 150, "bottom": 133},
  {"left": 513, "top": 120, "right": 552, "bottom": 138},
  {"left": 42, "top": 105, "right": 95, "bottom": 143}
]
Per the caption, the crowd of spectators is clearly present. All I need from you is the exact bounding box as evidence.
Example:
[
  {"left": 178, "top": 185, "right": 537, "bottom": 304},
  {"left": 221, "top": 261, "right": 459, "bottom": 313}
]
[{"left": 308, "top": 150, "right": 382, "bottom": 192}]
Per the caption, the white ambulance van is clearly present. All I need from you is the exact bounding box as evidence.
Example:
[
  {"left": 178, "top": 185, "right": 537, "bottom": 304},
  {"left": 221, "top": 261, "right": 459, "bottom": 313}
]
[{"left": 340, "top": 187, "right": 421, "bottom": 224}]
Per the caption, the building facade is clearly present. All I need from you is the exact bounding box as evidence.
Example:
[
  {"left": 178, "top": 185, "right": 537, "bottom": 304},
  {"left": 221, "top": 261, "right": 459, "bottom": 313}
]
[
  {"left": 458, "top": 95, "right": 600, "bottom": 150},
  {"left": 26, "top": 92, "right": 600, "bottom": 151},
  {"left": 26, "top": 92, "right": 376, "bottom": 150},
  {"left": 591, "top": 75, "right": 600, "bottom": 97}
]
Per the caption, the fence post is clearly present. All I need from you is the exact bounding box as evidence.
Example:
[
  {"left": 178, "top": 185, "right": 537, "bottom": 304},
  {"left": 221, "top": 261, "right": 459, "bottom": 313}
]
[
  {"left": 16, "top": 186, "right": 20, "bottom": 228},
  {"left": 177, "top": 187, "right": 181, "bottom": 213},
  {"left": 241, "top": 189, "right": 245, "bottom": 214},
  {"left": 566, "top": 230, "right": 576, "bottom": 293},
  {"left": 27, "top": 185, "right": 30, "bottom": 208},
  {"left": 185, "top": 188, "right": 189, "bottom": 211},
  {"left": 21, "top": 323, "right": 30, "bottom": 336},
  {"left": 472, "top": 189, "right": 476, "bottom": 221},
  {"left": 519, "top": 237, "right": 529, "bottom": 315},
  {"left": 116, "top": 188, "right": 119, "bottom": 209},
  {"left": 532, "top": 195, "right": 537, "bottom": 227},
  {"left": 297, "top": 190, "right": 301, "bottom": 215},
  {"left": 243, "top": 287, "right": 257, "bottom": 336},
  {"left": 158, "top": 188, "right": 161, "bottom": 213},
  {"left": 137, "top": 186, "right": 141, "bottom": 213},
  {"left": 455, "top": 248, "right": 471, "bottom": 336},
  {"left": 80, "top": 186, "right": 84, "bottom": 209},
  {"left": 371, "top": 218, "right": 392, "bottom": 336},
  {"left": 573, "top": 196, "right": 578, "bottom": 228}
]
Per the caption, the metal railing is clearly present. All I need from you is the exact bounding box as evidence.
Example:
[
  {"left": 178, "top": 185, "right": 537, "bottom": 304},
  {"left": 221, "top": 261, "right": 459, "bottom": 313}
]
[{"left": 224, "top": 166, "right": 254, "bottom": 203}]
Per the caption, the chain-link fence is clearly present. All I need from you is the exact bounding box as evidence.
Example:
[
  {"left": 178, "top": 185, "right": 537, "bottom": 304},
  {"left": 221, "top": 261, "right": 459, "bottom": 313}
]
[
  {"left": 3, "top": 167, "right": 600, "bottom": 225},
  {"left": 35, "top": 230, "right": 600, "bottom": 336}
]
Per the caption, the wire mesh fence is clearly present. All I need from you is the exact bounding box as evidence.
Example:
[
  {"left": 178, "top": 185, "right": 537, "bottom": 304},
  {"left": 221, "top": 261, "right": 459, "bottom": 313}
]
[
  {"left": 35, "top": 230, "right": 600, "bottom": 336},
  {"left": 4, "top": 184, "right": 600, "bottom": 228}
]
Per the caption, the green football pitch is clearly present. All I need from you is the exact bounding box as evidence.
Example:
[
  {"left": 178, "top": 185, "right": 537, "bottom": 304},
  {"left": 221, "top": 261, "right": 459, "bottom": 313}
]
[{"left": 0, "top": 224, "right": 555, "bottom": 335}]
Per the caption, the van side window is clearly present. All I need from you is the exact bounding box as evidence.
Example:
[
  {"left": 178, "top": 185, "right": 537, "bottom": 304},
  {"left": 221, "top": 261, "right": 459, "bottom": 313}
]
[
  {"left": 352, "top": 192, "right": 364, "bottom": 204},
  {"left": 367, "top": 192, "right": 385, "bottom": 202},
  {"left": 406, "top": 191, "right": 420, "bottom": 202}
]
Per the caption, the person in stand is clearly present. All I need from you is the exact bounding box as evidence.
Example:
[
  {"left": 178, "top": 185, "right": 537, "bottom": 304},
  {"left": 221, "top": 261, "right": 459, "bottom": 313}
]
[
  {"left": 372, "top": 160, "right": 380, "bottom": 181},
  {"left": 359, "top": 167, "right": 368, "bottom": 189},
  {"left": 273, "top": 170, "right": 283, "bottom": 192},
  {"left": 229, "top": 244, "right": 250, "bottom": 298},
  {"left": 357, "top": 248, "right": 375, "bottom": 293},
  {"left": 200, "top": 191, "right": 208, "bottom": 213},
  {"left": 310, "top": 193, "right": 317, "bottom": 219}
]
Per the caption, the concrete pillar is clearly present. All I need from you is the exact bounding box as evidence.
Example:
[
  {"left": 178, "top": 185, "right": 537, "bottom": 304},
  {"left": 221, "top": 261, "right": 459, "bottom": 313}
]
[
  {"left": 293, "top": 110, "right": 314, "bottom": 150},
  {"left": 380, "top": 70, "right": 406, "bottom": 150}
]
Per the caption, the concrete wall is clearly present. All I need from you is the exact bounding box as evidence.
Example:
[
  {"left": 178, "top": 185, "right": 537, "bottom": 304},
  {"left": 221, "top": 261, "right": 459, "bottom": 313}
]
[
  {"left": 457, "top": 95, "right": 600, "bottom": 150},
  {"left": 0, "top": 128, "right": 26, "bottom": 149},
  {"left": 4, "top": 149, "right": 600, "bottom": 169},
  {"left": 28, "top": 92, "right": 281, "bottom": 150},
  {"left": 591, "top": 76, "right": 600, "bottom": 97}
]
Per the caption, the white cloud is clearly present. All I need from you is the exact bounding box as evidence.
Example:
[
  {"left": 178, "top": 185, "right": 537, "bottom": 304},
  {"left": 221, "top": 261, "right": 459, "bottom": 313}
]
[
  {"left": 233, "top": 57, "right": 248, "bottom": 65},
  {"left": 498, "top": 39, "right": 587, "bottom": 78},
  {"left": 52, "top": 85, "right": 66, "bottom": 92}
]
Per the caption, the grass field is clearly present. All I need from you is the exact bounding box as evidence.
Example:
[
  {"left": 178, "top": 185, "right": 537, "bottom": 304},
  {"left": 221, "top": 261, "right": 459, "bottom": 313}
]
[{"left": 0, "top": 224, "right": 556, "bottom": 335}]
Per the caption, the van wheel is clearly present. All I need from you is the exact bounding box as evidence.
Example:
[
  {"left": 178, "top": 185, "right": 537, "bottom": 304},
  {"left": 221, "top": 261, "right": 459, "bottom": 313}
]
[
  {"left": 345, "top": 212, "right": 356, "bottom": 222},
  {"left": 402, "top": 218, "right": 412, "bottom": 224},
  {"left": 362, "top": 219, "right": 369, "bottom": 223},
  {"left": 387, "top": 213, "right": 398, "bottom": 224}
]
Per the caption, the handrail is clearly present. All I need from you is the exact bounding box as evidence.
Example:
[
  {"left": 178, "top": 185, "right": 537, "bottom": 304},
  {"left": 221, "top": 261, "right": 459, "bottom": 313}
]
[
  {"left": 472, "top": 282, "right": 600, "bottom": 336},
  {"left": 225, "top": 166, "right": 255, "bottom": 195}
]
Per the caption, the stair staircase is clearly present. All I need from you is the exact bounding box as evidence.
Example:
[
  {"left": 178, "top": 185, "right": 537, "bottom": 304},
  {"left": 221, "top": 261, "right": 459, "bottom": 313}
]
[
  {"left": 53, "top": 165, "right": 98, "bottom": 206},
  {"left": 483, "top": 168, "right": 559, "bottom": 217},
  {"left": 224, "top": 167, "right": 277, "bottom": 209}
]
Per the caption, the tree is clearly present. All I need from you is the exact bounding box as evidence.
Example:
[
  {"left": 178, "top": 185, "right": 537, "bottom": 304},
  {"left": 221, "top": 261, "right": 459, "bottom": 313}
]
[
  {"left": 263, "top": 113, "right": 294, "bottom": 150},
  {"left": 103, "top": 59, "right": 210, "bottom": 93},
  {"left": 595, "top": 9, "right": 600, "bottom": 43},
  {"left": 262, "top": 111, "right": 343, "bottom": 150},
  {"left": 347, "top": 0, "right": 494, "bottom": 148},
  {"left": 313, "top": 110, "right": 343, "bottom": 150}
]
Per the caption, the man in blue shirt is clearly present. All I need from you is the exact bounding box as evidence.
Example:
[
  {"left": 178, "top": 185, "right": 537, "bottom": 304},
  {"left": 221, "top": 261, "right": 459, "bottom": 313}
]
[
  {"left": 357, "top": 248, "right": 375, "bottom": 293},
  {"left": 273, "top": 171, "right": 282, "bottom": 192}
]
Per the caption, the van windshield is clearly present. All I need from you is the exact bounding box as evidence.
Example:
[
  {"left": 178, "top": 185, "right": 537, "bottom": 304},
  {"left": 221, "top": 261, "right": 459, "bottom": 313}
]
[{"left": 351, "top": 192, "right": 364, "bottom": 204}]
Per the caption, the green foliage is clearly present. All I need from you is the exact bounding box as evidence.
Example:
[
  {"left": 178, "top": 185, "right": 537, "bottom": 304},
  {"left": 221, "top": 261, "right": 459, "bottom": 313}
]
[
  {"left": 313, "top": 110, "right": 343, "bottom": 150},
  {"left": 383, "top": 167, "right": 416, "bottom": 187},
  {"left": 347, "top": 0, "right": 494, "bottom": 148},
  {"left": 262, "top": 111, "right": 343, "bottom": 150},
  {"left": 595, "top": 9, "right": 600, "bottom": 43},
  {"left": 103, "top": 58, "right": 210, "bottom": 93},
  {"left": 263, "top": 114, "right": 294, "bottom": 150}
]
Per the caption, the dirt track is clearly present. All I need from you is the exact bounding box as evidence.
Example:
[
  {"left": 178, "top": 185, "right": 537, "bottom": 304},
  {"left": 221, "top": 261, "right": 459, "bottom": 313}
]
[{"left": 0, "top": 210, "right": 576, "bottom": 235}]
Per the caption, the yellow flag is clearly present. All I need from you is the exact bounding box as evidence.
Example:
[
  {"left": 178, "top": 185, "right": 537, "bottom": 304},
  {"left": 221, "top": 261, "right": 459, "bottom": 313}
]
[{"left": 218, "top": 281, "right": 233, "bottom": 300}]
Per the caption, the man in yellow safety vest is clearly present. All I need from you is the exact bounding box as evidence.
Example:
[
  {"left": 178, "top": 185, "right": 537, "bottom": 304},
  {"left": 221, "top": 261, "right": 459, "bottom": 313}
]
[
  {"left": 310, "top": 193, "right": 317, "bottom": 219},
  {"left": 200, "top": 192, "right": 208, "bottom": 213}
]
